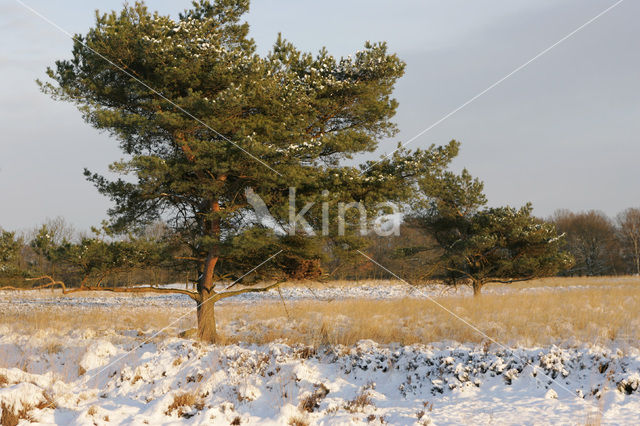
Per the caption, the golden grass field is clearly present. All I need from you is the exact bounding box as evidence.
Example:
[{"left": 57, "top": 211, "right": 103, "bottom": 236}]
[
  {"left": 0, "top": 276, "right": 638, "bottom": 350},
  {"left": 216, "top": 277, "right": 640, "bottom": 347}
]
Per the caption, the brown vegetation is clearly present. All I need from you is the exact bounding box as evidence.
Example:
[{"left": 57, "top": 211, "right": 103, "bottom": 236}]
[
  {"left": 164, "top": 391, "right": 204, "bottom": 418},
  {"left": 0, "top": 278, "right": 637, "bottom": 349},
  {"left": 299, "top": 383, "right": 330, "bottom": 413},
  {"left": 288, "top": 416, "right": 310, "bottom": 426},
  {"left": 0, "top": 402, "right": 30, "bottom": 426},
  {"left": 0, "top": 394, "right": 56, "bottom": 426},
  {"left": 344, "top": 385, "right": 374, "bottom": 413}
]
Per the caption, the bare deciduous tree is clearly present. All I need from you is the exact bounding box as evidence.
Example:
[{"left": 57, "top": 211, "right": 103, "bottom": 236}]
[
  {"left": 617, "top": 208, "right": 640, "bottom": 275},
  {"left": 551, "top": 210, "right": 622, "bottom": 276}
]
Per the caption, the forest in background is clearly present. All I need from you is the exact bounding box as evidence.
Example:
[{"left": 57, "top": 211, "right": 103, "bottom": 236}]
[{"left": 2, "top": 206, "right": 639, "bottom": 288}]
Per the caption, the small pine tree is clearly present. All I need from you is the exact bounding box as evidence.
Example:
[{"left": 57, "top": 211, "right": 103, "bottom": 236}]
[
  {"left": 408, "top": 167, "right": 573, "bottom": 295},
  {"left": 0, "top": 230, "right": 26, "bottom": 282}
]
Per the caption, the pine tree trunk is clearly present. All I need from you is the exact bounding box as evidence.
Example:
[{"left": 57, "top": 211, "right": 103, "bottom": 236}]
[
  {"left": 196, "top": 248, "right": 219, "bottom": 343},
  {"left": 194, "top": 196, "right": 224, "bottom": 343},
  {"left": 472, "top": 280, "right": 483, "bottom": 296},
  {"left": 196, "top": 291, "right": 217, "bottom": 343}
]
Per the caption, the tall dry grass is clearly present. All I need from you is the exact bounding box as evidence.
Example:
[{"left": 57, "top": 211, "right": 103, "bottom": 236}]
[
  {"left": 215, "top": 285, "right": 640, "bottom": 346},
  {"left": 279, "top": 275, "right": 640, "bottom": 290},
  {"left": 0, "top": 306, "right": 192, "bottom": 337},
  {"left": 0, "top": 277, "right": 638, "bottom": 348}
]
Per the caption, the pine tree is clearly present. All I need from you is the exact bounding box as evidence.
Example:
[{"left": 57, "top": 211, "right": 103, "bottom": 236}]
[
  {"left": 39, "top": 0, "right": 456, "bottom": 341},
  {"left": 0, "top": 230, "right": 24, "bottom": 281},
  {"left": 408, "top": 168, "right": 573, "bottom": 295}
]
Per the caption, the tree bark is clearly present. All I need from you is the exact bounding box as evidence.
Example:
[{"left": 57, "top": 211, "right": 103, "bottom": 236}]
[
  {"left": 196, "top": 290, "right": 217, "bottom": 343},
  {"left": 195, "top": 197, "right": 223, "bottom": 343},
  {"left": 472, "top": 280, "right": 483, "bottom": 296},
  {"left": 196, "top": 252, "right": 218, "bottom": 343}
]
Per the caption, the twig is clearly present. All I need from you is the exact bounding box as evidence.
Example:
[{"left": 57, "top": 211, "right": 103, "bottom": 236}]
[{"left": 276, "top": 286, "right": 290, "bottom": 319}]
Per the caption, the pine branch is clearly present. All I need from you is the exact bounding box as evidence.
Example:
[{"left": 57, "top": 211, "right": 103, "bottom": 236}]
[
  {"left": 0, "top": 276, "right": 199, "bottom": 301},
  {"left": 485, "top": 276, "right": 536, "bottom": 285},
  {"left": 214, "top": 281, "right": 284, "bottom": 301}
]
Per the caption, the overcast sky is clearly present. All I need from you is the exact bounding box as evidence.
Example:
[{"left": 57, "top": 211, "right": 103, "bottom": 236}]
[{"left": 1, "top": 0, "right": 638, "bottom": 232}]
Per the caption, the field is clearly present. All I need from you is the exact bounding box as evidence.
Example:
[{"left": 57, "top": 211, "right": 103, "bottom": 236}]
[{"left": 0, "top": 277, "right": 639, "bottom": 424}]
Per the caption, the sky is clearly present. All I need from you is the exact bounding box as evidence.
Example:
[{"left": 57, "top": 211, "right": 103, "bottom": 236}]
[{"left": 1, "top": 0, "right": 639, "bottom": 232}]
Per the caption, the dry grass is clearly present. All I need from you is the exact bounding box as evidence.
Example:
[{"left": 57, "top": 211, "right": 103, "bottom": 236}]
[
  {"left": 43, "top": 341, "right": 63, "bottom": 354},
  {"left": 0, "top": 277, "right": 637, "bottom": 348},
  {"left": 277, "top": 275, "right": 640, "bottom": 290},
  {"left": 0, "top": 305, "right": 191, "bottom": 337},
  {"left": 288, "top": 416, "right": 310, "bottom": 426},
  {"left": 344, "top": 387, "right": 374, "bottom": 413},
  {"left": 493, "top": 275, "right": 640, "bottom": 289},
  {"left": 0, "top": 394, "right": 55, "bottom": 426},
  {"left": 213, "top": 285, "right": 639, "bottom": 347},
  {"left": 164, "top": 391, "right": 204, "bottom": 418},
  {"left": 299, "top": 383, "right": 330, "bottom": 413},
  {"left": 0, "top": 401, "right": 30, "bottom": 426}
]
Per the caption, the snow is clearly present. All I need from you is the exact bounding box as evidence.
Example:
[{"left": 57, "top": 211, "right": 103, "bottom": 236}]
[
  {"left": 0, "top": 330, "right": 639, "bottom": 424},
  {"left": 2, "top": 280, "right": 636, "bottom": 312},
  {"left": 0, "top": 281, "right": 638, "bottom": 424},
  {"left": 0, "top": 382, "right": 48, "bottom": 412},
  {"left": 78, "top": 341, "right": 119, "bottom": 373}
]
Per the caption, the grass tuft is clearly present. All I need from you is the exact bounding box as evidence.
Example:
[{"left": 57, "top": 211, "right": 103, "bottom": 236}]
[
  {"left": 0, "top": 402, "right": 34, "bottom": 426},
  {"left": 165, "top": 391, "right": 204, "bottom": 418}
]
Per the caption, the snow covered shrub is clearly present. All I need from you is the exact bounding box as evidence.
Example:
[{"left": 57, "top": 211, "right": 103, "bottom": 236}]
[
  {"left": 0, "top": 402, "right": 27, "bottom": 426},
  {"left": 617, "top": 373, "right": 640, "bottom": 395},
  {"left": 0, "top": 393, "right": 55, "bottom": 426},
  {"left": 288, "top": 416, "right": 310, "bottom": 426},
  {"left": 299, "top": 383, "right": 330, "bottom": 413},
  {"left": 165, "top": 391, "right": 204, "bottom": 418},
  {"left": 344, "top": 385, "right": 374, "bottom": 413}
]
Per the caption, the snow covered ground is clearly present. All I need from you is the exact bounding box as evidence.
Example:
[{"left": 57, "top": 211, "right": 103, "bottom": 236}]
[
  {"left": 1, "top": 278, "right": 637, "bottom": 311},
  {"left": 0, "top": 332, "right": 638, "bottom": 425},
  {"left": 0, "top": 280, "right": 638, "bottom": 424}
]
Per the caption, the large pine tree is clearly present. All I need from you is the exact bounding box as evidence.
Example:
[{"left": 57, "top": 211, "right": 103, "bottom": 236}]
[{"left": 40, "top": 0, "right": 457, "bottom": 342}]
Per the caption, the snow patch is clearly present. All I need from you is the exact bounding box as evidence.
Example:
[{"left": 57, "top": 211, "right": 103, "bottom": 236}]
[{"left": 79, "top": 340, "right": 118, "bottom": 372}]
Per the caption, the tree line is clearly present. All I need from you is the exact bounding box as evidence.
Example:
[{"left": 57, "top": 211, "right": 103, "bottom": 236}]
[
  {"left": 349, "top": 207, "right": 640, "bottom": 282},
  {"left": 6, "top": 205, "right": 639, "bottom": 290},
  {"left": 0, "top": 219, "right": 189, "bottom": 289}
]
